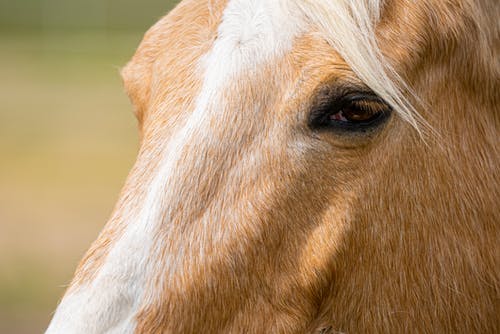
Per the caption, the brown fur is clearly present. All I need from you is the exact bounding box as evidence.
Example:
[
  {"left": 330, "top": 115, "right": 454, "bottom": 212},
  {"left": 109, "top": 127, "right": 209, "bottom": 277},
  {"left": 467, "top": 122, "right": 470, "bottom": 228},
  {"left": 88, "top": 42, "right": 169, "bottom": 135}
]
[{"left": 65, "top": 0, "right": 499, "bottom": 332}]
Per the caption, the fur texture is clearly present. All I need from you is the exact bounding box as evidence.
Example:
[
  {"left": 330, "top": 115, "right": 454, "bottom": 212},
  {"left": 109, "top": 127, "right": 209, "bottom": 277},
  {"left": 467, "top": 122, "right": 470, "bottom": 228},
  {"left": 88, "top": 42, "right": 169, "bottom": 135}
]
[{"left": 47, "top": 0, "right": 499, "bottom": 333}]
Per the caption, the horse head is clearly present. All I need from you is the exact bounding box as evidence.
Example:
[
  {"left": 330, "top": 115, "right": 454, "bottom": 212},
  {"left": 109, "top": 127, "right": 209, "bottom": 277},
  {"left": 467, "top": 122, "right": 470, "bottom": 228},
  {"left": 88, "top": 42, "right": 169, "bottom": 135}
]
[{"left": 47, "top": 1, "right": 499, "bottom": 332}]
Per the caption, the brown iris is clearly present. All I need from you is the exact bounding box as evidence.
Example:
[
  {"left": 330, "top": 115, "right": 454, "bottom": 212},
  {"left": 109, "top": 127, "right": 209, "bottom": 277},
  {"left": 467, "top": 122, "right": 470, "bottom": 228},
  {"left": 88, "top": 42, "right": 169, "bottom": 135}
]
[{"left": 331, "top": 99, "right": 388, "bottom": 123}]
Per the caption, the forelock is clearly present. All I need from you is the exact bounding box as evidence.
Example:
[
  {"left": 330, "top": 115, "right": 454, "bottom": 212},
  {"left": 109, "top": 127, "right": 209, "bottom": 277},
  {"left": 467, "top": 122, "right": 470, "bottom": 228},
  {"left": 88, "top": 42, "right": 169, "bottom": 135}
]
[{"left": 291, "top": 0, "right": 429, "bottom": 135}]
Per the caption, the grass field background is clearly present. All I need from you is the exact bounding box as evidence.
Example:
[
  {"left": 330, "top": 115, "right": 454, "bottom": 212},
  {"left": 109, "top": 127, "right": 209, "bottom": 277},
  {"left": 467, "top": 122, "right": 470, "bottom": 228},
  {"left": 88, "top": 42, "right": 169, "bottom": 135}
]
[{"left": 0, "top": 1, "right": 177, "bottom": 332}]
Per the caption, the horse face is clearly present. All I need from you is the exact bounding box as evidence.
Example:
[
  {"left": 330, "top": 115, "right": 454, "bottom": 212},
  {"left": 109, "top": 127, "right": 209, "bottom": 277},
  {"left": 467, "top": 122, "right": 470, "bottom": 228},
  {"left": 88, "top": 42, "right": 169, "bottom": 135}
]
[
  {"left": 116, "top": 0, "right": 423, "bottom": 328},
  {"left": 122, "top": 0, "right": 399, "bottom": 253},
  {"left": 48, "top": 1, "right": 498, "bottom": 332}
]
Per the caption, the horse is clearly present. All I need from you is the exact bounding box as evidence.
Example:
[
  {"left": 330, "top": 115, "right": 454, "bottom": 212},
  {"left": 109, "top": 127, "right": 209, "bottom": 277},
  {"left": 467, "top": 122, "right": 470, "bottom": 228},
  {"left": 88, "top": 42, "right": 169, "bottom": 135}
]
[{"left": 46, "top": 0, "right": 499, "bottom": 333}]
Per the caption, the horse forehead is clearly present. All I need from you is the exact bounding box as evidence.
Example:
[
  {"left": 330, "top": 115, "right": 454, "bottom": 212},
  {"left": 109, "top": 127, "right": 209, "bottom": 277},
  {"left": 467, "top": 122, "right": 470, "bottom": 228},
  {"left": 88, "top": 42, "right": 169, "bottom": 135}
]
[
  {"left": 195, "top": 1, "right": 303, "bottom": 99},
  {"left": 188, "top": 0, "right": 303, "bottom": 96},
  {"left": 216, "top": 1, "right": 303, "bottom": 51},
  {"left": 158, "top": 0, "right": 305, "bottom": 78},
  {"left": 130, "top": 0, "right": 308, "bottom": 134}
]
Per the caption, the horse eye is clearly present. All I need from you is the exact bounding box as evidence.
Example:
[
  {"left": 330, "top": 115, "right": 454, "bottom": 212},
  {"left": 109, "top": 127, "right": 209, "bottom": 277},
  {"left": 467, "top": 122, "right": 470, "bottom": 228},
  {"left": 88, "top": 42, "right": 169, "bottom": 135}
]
[{"left": 309, "top": 93, "right": 392, "bottom": 131}]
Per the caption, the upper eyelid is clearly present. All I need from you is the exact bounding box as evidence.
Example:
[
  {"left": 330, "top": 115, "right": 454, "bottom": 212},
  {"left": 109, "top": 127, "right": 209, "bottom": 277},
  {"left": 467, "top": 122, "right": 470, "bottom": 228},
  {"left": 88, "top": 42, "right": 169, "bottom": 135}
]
[
  {"left": 311, "top": 80, "right": 375, "bottom": 104},
  {"left": 312, "top": 89, "right": 380, "bottom": 113},
  {"left": 343, "top": 93, "right": 386, "bottom": 103}
]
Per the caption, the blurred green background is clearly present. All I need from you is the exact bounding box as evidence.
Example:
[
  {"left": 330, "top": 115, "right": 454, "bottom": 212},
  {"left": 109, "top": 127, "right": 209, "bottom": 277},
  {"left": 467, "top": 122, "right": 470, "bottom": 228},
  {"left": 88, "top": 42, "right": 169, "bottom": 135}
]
[{"left": 0, "top": 1, "right": 178, "bottom": 332}]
